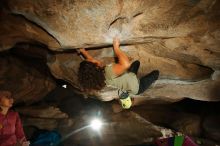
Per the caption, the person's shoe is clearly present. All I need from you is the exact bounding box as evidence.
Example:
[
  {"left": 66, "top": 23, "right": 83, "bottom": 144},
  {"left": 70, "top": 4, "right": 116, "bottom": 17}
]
[
  {"left": 128, "top": 60, "right": 140, "bottom": 75},
  {"left": 150, "top": 70, "right": 160, "bottom": 80},
  {"left": 137, "top": 70, "right": 160, "bottom": 94}
]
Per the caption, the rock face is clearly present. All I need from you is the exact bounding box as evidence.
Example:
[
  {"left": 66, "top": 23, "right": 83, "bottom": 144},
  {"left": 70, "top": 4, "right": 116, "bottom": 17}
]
[
  {"left": 0, "top": 11, "right": 60, "bottom": 51},
  {"left": 1, "top": 0, "right": 219, "bottom": 102},
  {"left": 0, "top": 54, "right": 56, "bottom": 103},
  {"left": 203, "top": 116, "right": 220, "bottom": 142},
  {"left": 60, "top": 111, "right": 163, "bottom": 146},
  {"left": 4, "top": 0, "right": 220, "bottom": 51}
]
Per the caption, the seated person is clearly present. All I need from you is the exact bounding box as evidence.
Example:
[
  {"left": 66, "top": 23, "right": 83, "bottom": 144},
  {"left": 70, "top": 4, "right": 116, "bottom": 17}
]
[{"left": 0, "top": 90, "right": 29, "bottom": 146}]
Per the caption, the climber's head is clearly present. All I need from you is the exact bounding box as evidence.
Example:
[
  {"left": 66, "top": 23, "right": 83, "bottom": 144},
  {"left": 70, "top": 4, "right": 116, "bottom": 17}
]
[{"left": 78, "top": 60, "right": 106, "bottom": 92}]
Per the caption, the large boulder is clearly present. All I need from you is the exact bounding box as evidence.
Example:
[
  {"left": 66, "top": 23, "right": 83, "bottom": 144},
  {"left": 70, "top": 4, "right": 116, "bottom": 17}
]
[
  {"left": 2, "top": 0, "right": 219, "bottom": 102},
  {"left": 4, "top": 0, "right": 220, "bottom": 51},
  {"left": 0, "top": 11, "right": 60, "bottom": 52},
  {"left": 47, "top": 47, "right": 219, "bottom": 102},
  {"left": 0, "top": 55, "right": 56, "bottom": 103},
  {"left": 203, "top": 115, "right": 220, "bottom": 142},
  {"left": 58, "top": 111, "right": 163, "bottom": 146}
]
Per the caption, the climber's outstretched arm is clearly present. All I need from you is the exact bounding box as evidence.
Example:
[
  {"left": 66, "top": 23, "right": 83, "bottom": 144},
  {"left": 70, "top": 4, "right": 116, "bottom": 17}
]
[
  {"left": 79, "top": 48, "right": 102, "bottom": 66},
  {"left": 112, "top": 37, "right": 131, "bottom": 76}
]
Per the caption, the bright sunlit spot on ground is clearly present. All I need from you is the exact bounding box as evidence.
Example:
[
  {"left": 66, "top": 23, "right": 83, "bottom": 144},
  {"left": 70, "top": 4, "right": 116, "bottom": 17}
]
[{"left": 90, "top": 118, "right": 103, "bottom": 131}]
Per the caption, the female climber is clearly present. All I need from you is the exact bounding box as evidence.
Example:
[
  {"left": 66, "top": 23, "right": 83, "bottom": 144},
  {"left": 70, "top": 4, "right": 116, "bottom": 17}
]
[{"left": 78, "top": 37, "right": 159, "bottom": 108}]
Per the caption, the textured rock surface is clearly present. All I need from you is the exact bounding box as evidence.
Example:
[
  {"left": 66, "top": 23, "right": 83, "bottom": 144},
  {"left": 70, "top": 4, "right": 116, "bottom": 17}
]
[
  {"left": 0, "top": 0, "right": 219, "bottom": 102},
  {"left": 0, "top": 54, "right": 56, "bottom": 103},
  {"left": 23, "top": 118, "right": 58, "bottom": 130},
  {"left": 4, "top": 0, "right": 220, "bottom": 50},
  {"left": 16, "top": 105, "right": 68, "bottom": 119},
  {"left": 0, "top": 11, "right": 60, "bottom": 52},
  {"left": 58, "top": 111, "right": 163, "bottom": 146},
  {"left": 47, "top": 48, "right": 219, "bottom": 102},
  {"left": 203, "top": 116, "right": 220, "bottom": 142},
  {"left": 2, "top": 0, "right": 219, "bottom": 102},
  {"left": 133, "top": 105, "right": 201, "bottom": 136}
]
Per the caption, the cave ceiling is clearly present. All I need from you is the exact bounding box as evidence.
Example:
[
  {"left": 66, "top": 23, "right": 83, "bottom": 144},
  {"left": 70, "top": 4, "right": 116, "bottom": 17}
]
[{"left": 0, "top": 0, "right": 220, "bottom": 103}]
